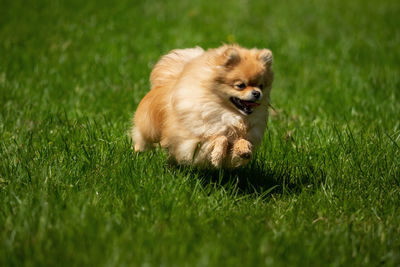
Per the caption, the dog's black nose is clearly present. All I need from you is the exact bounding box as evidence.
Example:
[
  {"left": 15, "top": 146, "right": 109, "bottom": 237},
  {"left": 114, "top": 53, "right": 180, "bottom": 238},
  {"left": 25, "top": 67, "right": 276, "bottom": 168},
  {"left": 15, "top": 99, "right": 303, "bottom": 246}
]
[{"left": 252, "top": 90, "right": 260, "bottom": 99}]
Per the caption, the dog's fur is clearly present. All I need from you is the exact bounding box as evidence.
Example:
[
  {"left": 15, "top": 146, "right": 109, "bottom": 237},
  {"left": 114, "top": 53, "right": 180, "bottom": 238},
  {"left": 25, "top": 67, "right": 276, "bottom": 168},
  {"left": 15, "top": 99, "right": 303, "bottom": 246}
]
[{"left": 132, "top": 44, "right": 274, "bottom": 168}]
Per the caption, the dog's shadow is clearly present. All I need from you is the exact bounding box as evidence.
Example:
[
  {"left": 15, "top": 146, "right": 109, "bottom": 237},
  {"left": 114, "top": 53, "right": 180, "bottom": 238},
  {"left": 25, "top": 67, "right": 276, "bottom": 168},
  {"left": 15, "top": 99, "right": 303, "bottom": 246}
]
[{"left": 168, "top": 161, "right": 314, "bottom": 196}]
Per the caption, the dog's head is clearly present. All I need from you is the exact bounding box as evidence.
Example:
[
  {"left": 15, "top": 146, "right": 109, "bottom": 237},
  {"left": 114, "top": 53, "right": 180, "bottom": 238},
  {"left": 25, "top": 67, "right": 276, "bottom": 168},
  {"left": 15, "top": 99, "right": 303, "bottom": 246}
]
[{"left": 212, "top": 45, "right": 274, "bottom": 115}]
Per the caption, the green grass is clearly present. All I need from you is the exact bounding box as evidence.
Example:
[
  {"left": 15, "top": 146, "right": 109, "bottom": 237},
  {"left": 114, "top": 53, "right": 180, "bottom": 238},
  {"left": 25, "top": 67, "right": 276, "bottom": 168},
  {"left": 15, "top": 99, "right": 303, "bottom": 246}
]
[{"left": 1, "top": 0, "right": 400, "bottom": 266}]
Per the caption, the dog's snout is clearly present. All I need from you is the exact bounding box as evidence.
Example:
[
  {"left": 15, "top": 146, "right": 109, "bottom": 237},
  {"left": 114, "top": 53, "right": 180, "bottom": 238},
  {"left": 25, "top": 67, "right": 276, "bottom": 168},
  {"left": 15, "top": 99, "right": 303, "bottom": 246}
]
[{"left": 252, "top": 90, "right": 261, "bottom": 99}]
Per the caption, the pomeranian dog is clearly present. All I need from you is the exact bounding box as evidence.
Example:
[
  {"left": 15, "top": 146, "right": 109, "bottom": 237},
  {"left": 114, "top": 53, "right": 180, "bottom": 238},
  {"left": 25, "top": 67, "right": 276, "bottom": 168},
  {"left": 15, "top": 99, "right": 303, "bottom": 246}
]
[{"left": 131, "top": 44, "right": 274, "bottom": 168}]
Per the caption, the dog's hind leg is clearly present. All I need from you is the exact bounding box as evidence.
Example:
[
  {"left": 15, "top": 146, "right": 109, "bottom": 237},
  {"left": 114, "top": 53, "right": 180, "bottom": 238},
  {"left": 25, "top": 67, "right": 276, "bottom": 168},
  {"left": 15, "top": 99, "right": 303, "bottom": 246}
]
[{"left": 131, "top": 127, "right": 151, "bottom": 152}]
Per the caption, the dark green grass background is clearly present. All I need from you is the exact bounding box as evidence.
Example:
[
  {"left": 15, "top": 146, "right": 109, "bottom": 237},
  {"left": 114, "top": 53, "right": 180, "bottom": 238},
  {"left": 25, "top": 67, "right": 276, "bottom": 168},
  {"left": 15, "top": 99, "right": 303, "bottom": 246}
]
[{"left": 1, "top": 0, "right": 399, "bottom": 266}]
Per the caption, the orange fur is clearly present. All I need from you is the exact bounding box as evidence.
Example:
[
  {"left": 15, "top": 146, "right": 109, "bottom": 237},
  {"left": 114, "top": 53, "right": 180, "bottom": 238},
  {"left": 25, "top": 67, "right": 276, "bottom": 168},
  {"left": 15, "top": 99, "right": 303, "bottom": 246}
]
[{"left": 132, "top": 44, "right": 274, "bottom": 168}]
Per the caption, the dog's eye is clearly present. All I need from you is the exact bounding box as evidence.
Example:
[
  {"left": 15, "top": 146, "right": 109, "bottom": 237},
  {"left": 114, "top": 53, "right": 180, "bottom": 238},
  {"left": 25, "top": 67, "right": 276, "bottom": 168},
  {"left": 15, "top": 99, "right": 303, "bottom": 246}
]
[
  {"left": 235, "top": 83, "right": 246, "bottom": 90},
  {"left": 259, "top": 84, "right": 264, "bottom": 90}
]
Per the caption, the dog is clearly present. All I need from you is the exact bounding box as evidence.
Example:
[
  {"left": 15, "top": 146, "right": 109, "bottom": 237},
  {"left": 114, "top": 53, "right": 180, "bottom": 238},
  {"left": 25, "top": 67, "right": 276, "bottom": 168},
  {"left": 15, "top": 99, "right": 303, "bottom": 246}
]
[{"left": 131, "top": 44, "right": 274, "bottom": 168}]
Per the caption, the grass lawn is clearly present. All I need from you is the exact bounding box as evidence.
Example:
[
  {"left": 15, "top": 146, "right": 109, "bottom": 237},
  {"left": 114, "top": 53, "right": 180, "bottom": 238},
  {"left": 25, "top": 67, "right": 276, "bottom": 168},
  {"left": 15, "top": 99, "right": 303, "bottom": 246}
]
[{"left": 1, "top": 0, "right": 399, "bottom": 265}]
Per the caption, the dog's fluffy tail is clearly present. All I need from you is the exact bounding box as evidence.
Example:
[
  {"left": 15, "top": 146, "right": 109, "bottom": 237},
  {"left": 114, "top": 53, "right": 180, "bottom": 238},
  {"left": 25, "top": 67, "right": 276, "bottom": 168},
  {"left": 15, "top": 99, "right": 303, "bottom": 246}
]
[{"left": 150, "top": 47, "right": 204, "bottom": 89}]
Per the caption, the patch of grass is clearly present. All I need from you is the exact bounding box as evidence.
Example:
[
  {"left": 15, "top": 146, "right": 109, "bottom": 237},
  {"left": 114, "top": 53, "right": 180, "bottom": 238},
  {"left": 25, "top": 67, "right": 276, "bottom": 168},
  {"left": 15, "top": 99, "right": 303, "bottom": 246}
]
[{"left": 1, "top": 0, "right": 399, "bottom": 266}]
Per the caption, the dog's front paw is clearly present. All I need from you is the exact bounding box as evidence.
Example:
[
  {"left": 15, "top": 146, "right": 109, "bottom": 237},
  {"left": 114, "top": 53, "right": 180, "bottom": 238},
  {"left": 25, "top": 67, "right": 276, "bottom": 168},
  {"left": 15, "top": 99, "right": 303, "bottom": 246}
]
[
  {"left": 232, "top": 139, "right": 252, "bottom": 159},
  {"left": 230, "top": 139, "right": 252, "bottom": 168},
  {"left": 230, "top": 154, "right": 250, "bottom": 168},
  {"left": 210, "top": 136, "right": 228, "bottom": 168}
]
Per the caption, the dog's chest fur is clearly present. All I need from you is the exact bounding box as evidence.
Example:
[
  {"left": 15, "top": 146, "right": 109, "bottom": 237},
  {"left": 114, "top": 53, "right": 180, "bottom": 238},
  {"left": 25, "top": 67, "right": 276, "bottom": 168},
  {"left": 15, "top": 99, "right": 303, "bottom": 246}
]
[{"left": 175, "top": 100, "right": 265, "bottom": 144}]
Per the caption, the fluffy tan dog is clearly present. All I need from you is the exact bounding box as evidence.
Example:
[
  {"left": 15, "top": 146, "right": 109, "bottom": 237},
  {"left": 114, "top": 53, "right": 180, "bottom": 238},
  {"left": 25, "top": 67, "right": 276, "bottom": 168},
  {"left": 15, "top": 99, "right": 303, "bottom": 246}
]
[{"left": 132, "top": 44, "right": 274, "bottom": 168}]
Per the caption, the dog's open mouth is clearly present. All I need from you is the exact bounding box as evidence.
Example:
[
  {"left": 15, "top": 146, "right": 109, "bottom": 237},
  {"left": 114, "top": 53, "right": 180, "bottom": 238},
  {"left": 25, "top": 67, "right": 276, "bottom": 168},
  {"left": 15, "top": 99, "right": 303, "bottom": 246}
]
[{"left": 230, "top": 97, "right": 260, "bottom": 115}]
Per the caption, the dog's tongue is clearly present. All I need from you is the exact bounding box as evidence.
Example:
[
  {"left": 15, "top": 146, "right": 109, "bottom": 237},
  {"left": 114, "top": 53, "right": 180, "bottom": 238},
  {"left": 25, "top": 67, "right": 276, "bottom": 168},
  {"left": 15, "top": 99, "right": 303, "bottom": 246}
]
[{"left": 242, "top": 100, "right": 260, "bottom": 107}]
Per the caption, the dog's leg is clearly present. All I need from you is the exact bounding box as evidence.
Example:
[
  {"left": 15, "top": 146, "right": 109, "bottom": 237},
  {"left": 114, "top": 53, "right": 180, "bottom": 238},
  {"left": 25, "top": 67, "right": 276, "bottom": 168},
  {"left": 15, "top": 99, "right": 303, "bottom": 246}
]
[
  {"left": 231, "top": 138, "right": 252, "bottom": 167},
  {"left": 210, "top": 136, "right": 229, "bottom": 168},
  {"left": 132, "top": 127, "right": 150, "bottom": 152},
  {"left": 173, "top": 138, "right": 200, "bottom": 163}
]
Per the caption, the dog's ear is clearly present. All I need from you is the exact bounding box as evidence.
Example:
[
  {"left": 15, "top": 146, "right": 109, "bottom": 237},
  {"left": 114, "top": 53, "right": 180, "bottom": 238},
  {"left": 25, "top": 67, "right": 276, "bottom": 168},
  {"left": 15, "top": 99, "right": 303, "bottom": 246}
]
[
  {"left": 258, "top": 49, "right": 273, "bottom": 67},
  {"left": 222, "top": 47, "right": 241, "bottom": 67}
]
